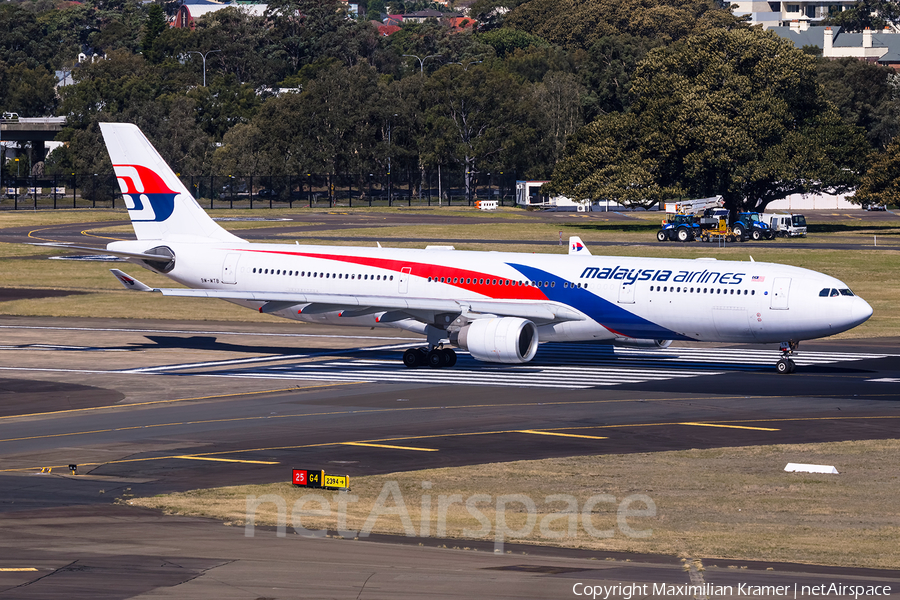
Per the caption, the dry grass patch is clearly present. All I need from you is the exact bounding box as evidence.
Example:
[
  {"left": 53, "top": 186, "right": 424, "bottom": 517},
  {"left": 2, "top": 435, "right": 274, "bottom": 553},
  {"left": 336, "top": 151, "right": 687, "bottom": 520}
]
[{"left": 131, "top": 439, "right": 900, "bottom": 569}]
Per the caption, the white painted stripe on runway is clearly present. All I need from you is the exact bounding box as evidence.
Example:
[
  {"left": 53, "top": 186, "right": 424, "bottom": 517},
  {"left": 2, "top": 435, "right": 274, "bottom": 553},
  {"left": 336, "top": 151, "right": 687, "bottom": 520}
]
[{"left": 0, "top": 324, "right": 420, "bottom": 341}]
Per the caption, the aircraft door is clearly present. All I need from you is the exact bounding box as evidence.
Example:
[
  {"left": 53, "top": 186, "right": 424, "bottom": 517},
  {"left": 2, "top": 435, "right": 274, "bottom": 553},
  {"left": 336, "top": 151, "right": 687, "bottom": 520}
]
[
  {"left": 617, "top": 282, "right": 635, "bottom": 304},
  {"left": 399, "top": 266, "right": 411, "bottom": 294},
  {"left": 770, "top": 277, "right": 791, "bottom": 310},
  {"left": 222, "top": 253, "right": 240, "bottom": 284}
]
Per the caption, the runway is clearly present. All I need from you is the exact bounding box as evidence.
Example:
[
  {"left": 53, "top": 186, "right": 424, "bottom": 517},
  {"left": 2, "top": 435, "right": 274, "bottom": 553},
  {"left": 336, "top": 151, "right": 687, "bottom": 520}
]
[{"left": 1, "top": 318, "right": 899, "bottom": 597}]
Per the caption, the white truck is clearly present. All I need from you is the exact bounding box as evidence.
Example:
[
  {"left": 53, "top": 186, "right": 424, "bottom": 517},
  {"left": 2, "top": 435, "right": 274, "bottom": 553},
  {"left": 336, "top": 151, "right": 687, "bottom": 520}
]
[{"left": 763, "top": 213, "right": 807, "bottom": 237}]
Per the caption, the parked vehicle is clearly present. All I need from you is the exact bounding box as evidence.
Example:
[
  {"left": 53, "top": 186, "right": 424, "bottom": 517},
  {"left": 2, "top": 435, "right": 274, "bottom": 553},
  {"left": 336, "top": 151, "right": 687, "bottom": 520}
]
[
  {"left": 763, "top": 213, "right": 807, "bottom": 237},
  {"left": 732, "top": 212, "right": 774, "bottom": 240},
  {"left": 657, "top": 197, "right": 724, "bottom": 242},
  {"left": 864, "top": 203, "right": 887, "bottom": 211}
]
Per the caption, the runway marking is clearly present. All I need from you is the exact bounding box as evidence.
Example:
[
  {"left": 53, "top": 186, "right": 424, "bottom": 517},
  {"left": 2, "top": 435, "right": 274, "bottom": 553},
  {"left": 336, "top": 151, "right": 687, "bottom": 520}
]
[
  {"left": 6, "top": 414, "right": 900, "bottom": 474},
  {"left": 0, "top": 383, "right": 360, "bottom": 421},
  {"left": 0, "top": 568, "right": 38, "bottom": 572},
  {"left": 518, "top": 430, "right": 608, "bottom": 440},
  {"left": 680, "top": 422, "right": 780, "bottom": 431},
  {"left": 195, "top": 345, "right": 892, "bottom": 390},
  {"left": 341, "top": 442, "right": 438, "bottom": 452},
  {"left": 173, "top": 455, "right": 279, "bottom": 464},
  {"left": 118, "top": 344, "right": 410, "bottom": 373},
  {"left": 867, "top": 378, "right": 900, "bottom": 383},
  {"left": 0, "top": 324, "right": 420, "bottom": 341}
]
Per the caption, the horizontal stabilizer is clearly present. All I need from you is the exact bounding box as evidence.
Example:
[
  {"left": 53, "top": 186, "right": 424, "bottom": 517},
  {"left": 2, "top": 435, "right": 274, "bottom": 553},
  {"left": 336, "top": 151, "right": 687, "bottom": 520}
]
[
  {"left": 110, "top": 269, "right": 153, "bottom": 291},
  {"left": 33, "top": 242, "right": 173, "bottom": 263}
]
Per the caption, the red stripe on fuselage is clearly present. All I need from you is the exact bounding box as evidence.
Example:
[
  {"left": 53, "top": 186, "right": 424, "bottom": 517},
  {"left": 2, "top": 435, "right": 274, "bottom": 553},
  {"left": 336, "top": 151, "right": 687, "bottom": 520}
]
[{"left": 238, "top": 248, "right": 549, "bottom": 301}]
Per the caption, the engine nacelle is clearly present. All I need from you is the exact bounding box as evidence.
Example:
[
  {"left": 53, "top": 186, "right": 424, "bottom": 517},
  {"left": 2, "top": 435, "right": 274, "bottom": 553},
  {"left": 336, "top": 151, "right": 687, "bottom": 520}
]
[
  {"left": 452, "top": 317, "right": 539, "bottom": 364},
  {"left": 612, "top": 336, "right": 672, "bottom": 349}
]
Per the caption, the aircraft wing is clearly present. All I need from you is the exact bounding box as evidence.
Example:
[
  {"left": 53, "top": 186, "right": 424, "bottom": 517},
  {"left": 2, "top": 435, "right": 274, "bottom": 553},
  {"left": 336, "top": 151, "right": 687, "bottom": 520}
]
[{"left": 110, "top": 270, "right": 585, "bottom": 323}]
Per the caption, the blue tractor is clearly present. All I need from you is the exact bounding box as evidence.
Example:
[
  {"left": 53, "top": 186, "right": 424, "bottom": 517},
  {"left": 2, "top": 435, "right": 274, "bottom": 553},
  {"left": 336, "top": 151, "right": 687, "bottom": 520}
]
[
  {"left": 656, "top": 213, "right": 701, "bottom": 242},
  {"left": 731, "top": 212, "right": 774, "bottom": 241}
]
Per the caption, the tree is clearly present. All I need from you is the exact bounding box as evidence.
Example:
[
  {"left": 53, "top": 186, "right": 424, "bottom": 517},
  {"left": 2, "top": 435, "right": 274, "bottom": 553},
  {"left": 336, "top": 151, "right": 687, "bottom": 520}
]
[
  {"left": 503, "top": 0, "right": 743, "bottom": 52},
  {"left": 852, "top": 136, "right": 900, "bottom": 206},
  {"left": 142, "top": 4, "right": 168, "bottom": 63},
  {"left": 0, "top": 62, "right": 58, "bottom": 116},
  {"left": 550, "top": 28, "right": 869, "bottom": 211},
  {"left": 822, "top": 0, "right": 900, "bottom": 32},
  {"left": 817, "top": 57, "right": 900, "bottom": 149},
  {"left": 424, "top": 64, "right": 539, "bottom": 198}
]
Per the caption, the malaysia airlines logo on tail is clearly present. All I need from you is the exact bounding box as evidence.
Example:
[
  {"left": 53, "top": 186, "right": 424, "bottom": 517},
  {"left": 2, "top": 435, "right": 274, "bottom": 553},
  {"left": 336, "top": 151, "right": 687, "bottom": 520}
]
[
  {"left": 572, "top": 242, "right": 585, "bottom": 252},
  {"left": 113, "top": 164, "right": 177, "bottom": 222}
]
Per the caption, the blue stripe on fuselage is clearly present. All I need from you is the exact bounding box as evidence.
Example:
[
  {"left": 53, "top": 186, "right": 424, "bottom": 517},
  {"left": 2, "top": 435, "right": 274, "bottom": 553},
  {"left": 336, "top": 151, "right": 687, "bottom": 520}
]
[{"left": 507, "top": 262, "right": 694, "bottom": 341}]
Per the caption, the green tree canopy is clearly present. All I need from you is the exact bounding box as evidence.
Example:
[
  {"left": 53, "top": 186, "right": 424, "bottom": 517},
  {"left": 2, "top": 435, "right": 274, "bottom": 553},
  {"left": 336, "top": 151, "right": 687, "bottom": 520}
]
[
  {"left": 503, "top": 0, "right": 743, "bottom": 51},
  {"left": 550, "top": 28, "right": 869, "bottom": 211},
  {"left": 853, "top": 135, "right": 900, "bottom": 207},
  {"left": 817, "top": 57, "right": 900, "bottom": 149}
]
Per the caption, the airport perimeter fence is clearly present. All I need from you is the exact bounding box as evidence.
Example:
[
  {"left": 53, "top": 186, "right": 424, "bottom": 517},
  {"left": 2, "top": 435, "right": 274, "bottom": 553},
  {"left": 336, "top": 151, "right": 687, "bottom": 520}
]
[{"left": 0, "top": 170, "right": 523, "bottom": 211}]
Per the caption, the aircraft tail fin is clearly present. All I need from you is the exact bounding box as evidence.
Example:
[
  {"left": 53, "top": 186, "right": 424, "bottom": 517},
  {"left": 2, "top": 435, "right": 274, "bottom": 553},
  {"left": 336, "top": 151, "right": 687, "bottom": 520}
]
[
  {"left": 568, "top": 236, "right": 591, "bottom": 256},
  {"left": 99, "top": 123, "right": 244, "bottom": 243}
]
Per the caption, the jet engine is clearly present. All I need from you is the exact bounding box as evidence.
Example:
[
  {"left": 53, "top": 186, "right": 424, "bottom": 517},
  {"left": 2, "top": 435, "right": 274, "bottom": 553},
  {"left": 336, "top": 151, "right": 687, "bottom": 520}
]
[
  {"left": 451, "top": 317, "right": 539, "bottom": 364},
  {"left": 612, "top": 337, "right": 672, "bottom": 349}
]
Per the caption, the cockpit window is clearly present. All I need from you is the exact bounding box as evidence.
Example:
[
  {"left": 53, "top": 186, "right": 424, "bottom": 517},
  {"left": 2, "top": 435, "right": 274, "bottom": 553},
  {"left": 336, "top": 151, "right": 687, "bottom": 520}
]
[
  {"left": 819, "top": 288, "right": 831, "bottom": 297},
  {"left": 830, "top": 289, "right": 840, "bottom": 297},
  {"left": 840, "top": 288, "right": 854, "bottom": 296}
]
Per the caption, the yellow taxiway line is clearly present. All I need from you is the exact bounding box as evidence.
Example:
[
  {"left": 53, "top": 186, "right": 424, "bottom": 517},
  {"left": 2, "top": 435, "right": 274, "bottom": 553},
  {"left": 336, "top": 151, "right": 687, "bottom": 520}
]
[
  {"left": 341, "top": 442, "right": 438, "bottom": 452},
  {"left": 518, "top": 430, "right": 608, "bottom": 440},
  {"left": 173, "top": 455, "right": 279, "bottom": 464},
  {"left": 680, "top": 422, "right": 780, "bottom": 431}
]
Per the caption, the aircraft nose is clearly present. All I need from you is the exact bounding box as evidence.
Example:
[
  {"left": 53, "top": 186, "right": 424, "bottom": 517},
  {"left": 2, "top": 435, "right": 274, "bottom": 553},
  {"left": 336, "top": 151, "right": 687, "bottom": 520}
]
[{"left": 850, "top": 297, "right": 874, "bottom": 327}]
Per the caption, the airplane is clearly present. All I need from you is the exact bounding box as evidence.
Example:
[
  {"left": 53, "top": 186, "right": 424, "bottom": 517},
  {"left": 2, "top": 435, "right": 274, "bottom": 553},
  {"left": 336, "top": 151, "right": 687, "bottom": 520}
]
[{"left": 47, "top": 123, "right": 873, "bottom": 374}]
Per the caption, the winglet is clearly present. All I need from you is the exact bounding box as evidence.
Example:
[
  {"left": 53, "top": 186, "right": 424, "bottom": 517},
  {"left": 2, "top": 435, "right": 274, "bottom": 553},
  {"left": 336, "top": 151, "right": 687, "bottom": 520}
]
[
  {"left": 568, "top": 236, "right": 591, "bottom": 256},
  {"left": 110, "top": 269, "right": 154, "bottom": 292}
]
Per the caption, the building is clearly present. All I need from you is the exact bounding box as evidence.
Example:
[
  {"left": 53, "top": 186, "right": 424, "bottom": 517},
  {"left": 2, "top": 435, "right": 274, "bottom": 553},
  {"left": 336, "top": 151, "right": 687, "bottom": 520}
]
[
  {"left": 771, "top": 23, "right": 900, "bottom": 69},
  {"left": 174, "top": 0, "right": 268, "bottom": 29},
  {"left": 726, "top": 0, "right": 856, "bottom": 28}
]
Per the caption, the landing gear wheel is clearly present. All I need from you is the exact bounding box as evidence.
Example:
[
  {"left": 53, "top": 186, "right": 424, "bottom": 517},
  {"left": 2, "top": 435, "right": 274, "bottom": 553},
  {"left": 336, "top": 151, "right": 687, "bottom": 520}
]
[
  {"left": 677, "top": 228, "right": 692, "bottom": 242},
  {"left": 776, "top": 358, "right": 791, "bottom": 374},
  {"left": 426, "top": 349, "right": 445, "bottom": 368},
  {"left": 403, "top": 348, "right": 421, "bottom": 368},
  {"left": 751, "top": 229, "right": 762, "bottom": 241},
  {"left": 656, "top": 230, "right": 668, "bottom": 242},
  {"left": 442, "top": 348, "right": 457, "bottom": 367},
  {"left": 787, "top": 359, "right": 796, "bottom": 373}
]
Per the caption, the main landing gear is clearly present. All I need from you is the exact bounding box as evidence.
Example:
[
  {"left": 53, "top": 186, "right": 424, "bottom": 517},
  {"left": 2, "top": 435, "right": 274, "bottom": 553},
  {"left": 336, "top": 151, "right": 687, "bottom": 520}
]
[
  {"left": 776, "top": 340, "right": 798, "bottom": 374},
  {"left": 403, "top": 346, "right": 457, "bottom": 369}
]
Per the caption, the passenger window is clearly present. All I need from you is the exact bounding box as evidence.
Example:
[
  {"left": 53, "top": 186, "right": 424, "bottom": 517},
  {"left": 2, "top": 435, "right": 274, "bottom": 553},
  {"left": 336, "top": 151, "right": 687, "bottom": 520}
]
[
  {"left": 551, "top": 282, "right": 555, "bottom": 288},
  {"left": 583, "top": 283, "right": 588, "bottom": 289},
  {"left": 390, "top": 276, "right": 394, "bottom": 281}
]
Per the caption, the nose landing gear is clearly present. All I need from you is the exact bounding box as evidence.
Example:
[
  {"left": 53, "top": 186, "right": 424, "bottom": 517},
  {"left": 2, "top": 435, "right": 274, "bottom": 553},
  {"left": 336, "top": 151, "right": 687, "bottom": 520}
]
[{"left": 776, "top": 340, "right": 798, "bottom": 374}]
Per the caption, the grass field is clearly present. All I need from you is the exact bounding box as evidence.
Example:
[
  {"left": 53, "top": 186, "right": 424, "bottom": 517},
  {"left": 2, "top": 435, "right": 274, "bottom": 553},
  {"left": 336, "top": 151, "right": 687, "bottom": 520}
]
[
  {"left": 130, "top": 438, "right": 900, "bottom": 569},
  {"left": 1, "top": 207, "right": 898, "bottom": 336}
]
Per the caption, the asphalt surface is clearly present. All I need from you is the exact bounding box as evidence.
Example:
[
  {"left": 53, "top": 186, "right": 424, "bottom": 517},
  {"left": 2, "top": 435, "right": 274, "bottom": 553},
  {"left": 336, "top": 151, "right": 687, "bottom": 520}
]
[{"left": 0, "top": 317, "right": 898, "bottom": 598}]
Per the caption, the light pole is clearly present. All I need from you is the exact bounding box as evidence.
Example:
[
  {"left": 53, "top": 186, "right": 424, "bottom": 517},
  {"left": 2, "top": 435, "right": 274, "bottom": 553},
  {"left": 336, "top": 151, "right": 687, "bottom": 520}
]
[
  {"left": 387, "top": 113, "right": 397, "bottom": 206},
  {"left": 402, "top": 54, "right": 440, "bottom": 75},
  {"left": 187, "top": 49, "right": 221, "bottom": 86},
  {"left": 450, "top": 59, "right": 483, "bottom": 71}
]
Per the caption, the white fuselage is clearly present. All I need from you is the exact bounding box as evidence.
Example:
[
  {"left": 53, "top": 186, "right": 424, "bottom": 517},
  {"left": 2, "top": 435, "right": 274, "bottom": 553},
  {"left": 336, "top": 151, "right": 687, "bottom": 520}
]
[{"left": 110, "top": 239, "right": 873, "bottom": 345}]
